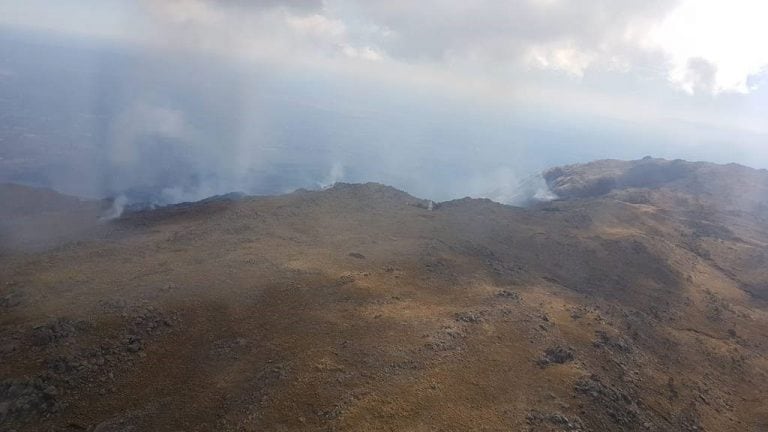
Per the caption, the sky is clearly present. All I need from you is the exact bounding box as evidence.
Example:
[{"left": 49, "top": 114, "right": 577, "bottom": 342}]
[{"left": 0, "top": 0, "right": 766, "bottom": 204}]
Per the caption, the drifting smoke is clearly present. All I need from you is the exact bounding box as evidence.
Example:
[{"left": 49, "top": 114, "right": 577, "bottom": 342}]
[
  {"left": 319, "top": 163, "right": 345, "bottom": 189},
  {"left": 100, "top": 195, "right": 129, "bottom": 221},
  {"left": 486, "top": 174, "right": 558, "bottom": 206},
  {"left": 0, "top": 29, "right": 622, "bottom": 209}
]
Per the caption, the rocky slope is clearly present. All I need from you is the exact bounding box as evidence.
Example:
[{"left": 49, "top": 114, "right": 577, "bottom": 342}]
[{"left": 1, "top": 158, "right": 768, "bottom": 431}]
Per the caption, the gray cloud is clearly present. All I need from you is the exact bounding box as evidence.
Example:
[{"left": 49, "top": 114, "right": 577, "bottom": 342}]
[
  {"left": 683, "top": 57, "right": 717, "bottom": 95},
  {"left": 4, "top": 0, "right": 768, "bottom": 95},
  {"left": 139, "top": 0, "right": 681, "bottom": 77},
  {"left": 331, "top": 0, "right": 677, "bottom": 66}
]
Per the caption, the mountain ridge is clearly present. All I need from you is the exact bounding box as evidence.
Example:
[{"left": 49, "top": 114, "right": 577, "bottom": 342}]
[{"left": 1, "top": 158, "right": 768, "bottom": 430}]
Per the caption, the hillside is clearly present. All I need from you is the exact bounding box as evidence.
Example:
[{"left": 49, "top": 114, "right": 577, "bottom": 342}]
[{"left": 1, "top": 159, "right": 768, "bottom": 431}]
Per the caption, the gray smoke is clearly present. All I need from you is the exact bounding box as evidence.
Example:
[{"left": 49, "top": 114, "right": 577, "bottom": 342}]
[{"left": 100, "top": 195, "right": 129, "bottom": 221}]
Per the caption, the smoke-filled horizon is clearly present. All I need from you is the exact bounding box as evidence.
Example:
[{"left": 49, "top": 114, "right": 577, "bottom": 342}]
[{"left": 1, "top": 1, "right": 767, "bottom": 207}]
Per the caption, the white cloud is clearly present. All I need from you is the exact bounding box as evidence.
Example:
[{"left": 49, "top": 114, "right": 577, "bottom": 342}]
[
  {"left": 7, "top": 1, "right": 768, "bottom": 96},
  {"left": 286, "top": 13, "right": 346, "bottom": 38},
  {"left": 525, "top": 42, "right": 596, "bottom": 76},
  {"left": 340, "top": 44, "right": 384, "bottom": 61},
  {"left": 121, "top": 0, "right": 767, "bottom": 133},
  {"left": 4, "top": 0, "right": 768, "bottom": 134},
  {"left": 648, "top": 0, "right": 768, "bottom": 94}
]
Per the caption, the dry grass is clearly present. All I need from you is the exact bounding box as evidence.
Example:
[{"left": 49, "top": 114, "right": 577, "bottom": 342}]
[{"left": 1, "top": 165, "right": 768, "bottom": 431}]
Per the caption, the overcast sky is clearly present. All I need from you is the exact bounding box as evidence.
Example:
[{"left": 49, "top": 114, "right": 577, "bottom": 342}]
[{"left": 0, "top": 1, "right": 767, "bottom": 203}]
